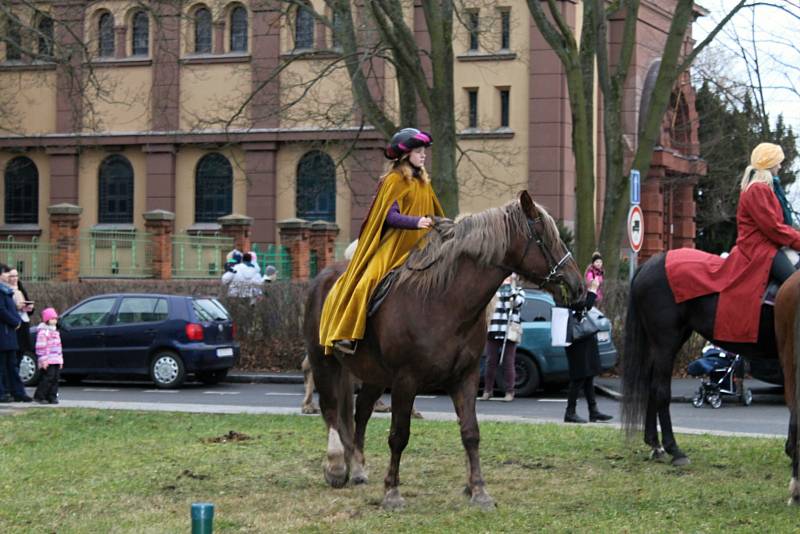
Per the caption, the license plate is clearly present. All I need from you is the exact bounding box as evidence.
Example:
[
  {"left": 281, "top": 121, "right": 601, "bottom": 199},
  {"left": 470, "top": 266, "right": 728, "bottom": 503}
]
[{"left": 216, "top": 347, "right": 234, "bottom": 357}]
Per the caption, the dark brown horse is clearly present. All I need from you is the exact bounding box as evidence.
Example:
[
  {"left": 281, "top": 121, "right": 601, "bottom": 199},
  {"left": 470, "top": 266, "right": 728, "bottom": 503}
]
[
  {"left": 774, "top": 270, "right": 800, "bottom": 504},
  {"left": 622, "top": 253, "right": 780, "bottom": 466},
  {"left": 622, "top": 252, "right": 800, "bottom": 503},
  {"left": 303, "top": 191, "right": 583, "bottom": 510}
]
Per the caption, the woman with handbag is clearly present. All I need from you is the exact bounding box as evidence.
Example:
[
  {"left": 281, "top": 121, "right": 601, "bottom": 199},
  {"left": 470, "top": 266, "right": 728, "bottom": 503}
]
[
  {"left": 564, "top": 277, "right": 613, "bottom": 423},
  {"left": 480, "top": 274, "right": 525, "bottom": 402}
]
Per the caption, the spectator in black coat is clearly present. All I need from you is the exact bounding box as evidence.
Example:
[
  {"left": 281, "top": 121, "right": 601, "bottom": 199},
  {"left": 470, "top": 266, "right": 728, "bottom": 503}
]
[
  {"left": 564, "top": 278, "right": 611, "bottom": 423},
  {"left": 0, "top": 263, "right": 29, "bottom": 402}
]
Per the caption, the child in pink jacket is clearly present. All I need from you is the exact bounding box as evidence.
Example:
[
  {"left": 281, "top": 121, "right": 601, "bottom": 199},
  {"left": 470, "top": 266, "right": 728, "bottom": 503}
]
[{"left": 33, "top": 308, "right": 63, "bottom": 404}]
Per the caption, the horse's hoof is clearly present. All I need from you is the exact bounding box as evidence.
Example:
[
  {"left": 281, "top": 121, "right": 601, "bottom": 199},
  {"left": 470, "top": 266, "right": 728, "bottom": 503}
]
[
  {"left": 324, "top": 465, "right": 349, "bottom": 488},
  {"left": 381, "top": 488, "right": 405, "bottom": 511},
  {"left": 469, "top": 490, "right": 496, "bottom": 511},
  {"left": 671, "top": 455, "right": 690, "bottom": 467},
  {"left": 649, "top": 447, "right": 667, "bottom": 461},
  {"left": 301, "top": 404, "right": 320, "bottom": 415},
  {"left": 351, "top": 468, "right": 368, "bottom": 485}
]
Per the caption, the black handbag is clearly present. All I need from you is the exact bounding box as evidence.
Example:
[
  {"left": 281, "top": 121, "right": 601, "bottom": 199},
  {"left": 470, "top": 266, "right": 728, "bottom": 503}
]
[{"left": 568, "top": 310, "right": 602, "bottom": 342}]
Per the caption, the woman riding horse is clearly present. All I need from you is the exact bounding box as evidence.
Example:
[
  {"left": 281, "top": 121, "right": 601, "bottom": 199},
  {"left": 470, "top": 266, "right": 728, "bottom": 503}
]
[
  {"left": 667, "top": 142, "right": 800, "bottom": 344},
  {"left": 319, "top": 128, "right": 444, "bottom": 355},
  {"left": 623, "top": 142, "right": 800, "bottom": 470}
]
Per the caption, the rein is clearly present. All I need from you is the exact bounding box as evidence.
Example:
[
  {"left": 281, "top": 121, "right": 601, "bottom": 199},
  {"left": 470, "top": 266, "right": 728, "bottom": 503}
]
[{"left": 504, "top": 217, "right": 572, "bottom": 287}]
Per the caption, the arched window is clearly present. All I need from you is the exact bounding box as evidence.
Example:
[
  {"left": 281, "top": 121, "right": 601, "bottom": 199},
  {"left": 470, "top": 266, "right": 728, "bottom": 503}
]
[
  {"left": 294, "top": 4, "right": 314, "bottom": 49},
  {"left": 98, "top": 155, "right": 134, "bottom": 224},
  {"left": 195, "top": 153, "right": 232, "bottom": 223},
  {"left": 131, "top": 11, "right": 149, "bottom": 56},
  {"left": 194, "top": 7, "right": 212, "bottom": 53},
  {"left": 98, "top": 12, "right": 115, "bottom": 57},
  {"left": 296, "top": 151, "right": 335, "bottom": 222},
  {"left": 229, "top": 6, "right": 248, "bottom": 52},
  {"left": 37, "top": 16, "right": 54, "bottom": 58},
  {"left": 5, "top": 17, "right": 22, "bottom": 61},
  {"left": 4, "top": 157, "right": 38, "bottom": 224}
]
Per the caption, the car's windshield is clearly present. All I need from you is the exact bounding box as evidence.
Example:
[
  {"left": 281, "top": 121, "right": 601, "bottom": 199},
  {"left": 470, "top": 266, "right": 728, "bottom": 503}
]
[{"left": 192, "top": 298, "right": 230, "bottom": 322}]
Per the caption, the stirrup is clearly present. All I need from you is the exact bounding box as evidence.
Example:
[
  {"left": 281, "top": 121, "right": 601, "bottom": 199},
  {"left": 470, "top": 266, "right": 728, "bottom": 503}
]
[{"left": 334, "top": 339, "right": 357, "bottom": 355}]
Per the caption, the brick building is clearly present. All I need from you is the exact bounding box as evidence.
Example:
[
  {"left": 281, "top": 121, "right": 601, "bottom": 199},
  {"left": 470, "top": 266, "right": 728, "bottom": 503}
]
[{"left": 0, "top": 0, "right": 704, "bottom": 279}]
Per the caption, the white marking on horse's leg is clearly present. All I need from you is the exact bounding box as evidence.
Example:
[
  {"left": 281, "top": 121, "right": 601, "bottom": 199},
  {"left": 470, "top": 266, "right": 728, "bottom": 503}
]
[
  {"left": 788, "top": 477, "right": 800, "bottom": 505},
  {"left": 328, "top": 428, "right": 344, "bottom": 459},
  {"left": 324, "top": 428, "right": 348, "bottom": 488}
]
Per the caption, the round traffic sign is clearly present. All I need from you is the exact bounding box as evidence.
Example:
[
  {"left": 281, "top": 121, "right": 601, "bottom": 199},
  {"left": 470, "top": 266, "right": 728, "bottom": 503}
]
[{"left": 627, "top": 205, "right": 644, "bottom": 253}]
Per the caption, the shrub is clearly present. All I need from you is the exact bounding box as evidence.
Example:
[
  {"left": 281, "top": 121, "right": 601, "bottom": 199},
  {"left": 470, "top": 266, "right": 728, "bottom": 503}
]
[{"left": 26, "top": 279, "right": 308, "bottom": 372}]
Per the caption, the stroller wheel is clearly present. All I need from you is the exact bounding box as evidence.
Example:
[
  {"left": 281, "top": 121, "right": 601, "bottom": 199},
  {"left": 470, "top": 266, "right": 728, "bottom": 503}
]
[
  {"left": 741, "top": 388, "right": 753, "bottom": 406},
  {"left": 692, "top": 394, "right": 704, "bottom": 408},
  {"left": 708, "top": 394, "right": 722, "bottom": 409}
]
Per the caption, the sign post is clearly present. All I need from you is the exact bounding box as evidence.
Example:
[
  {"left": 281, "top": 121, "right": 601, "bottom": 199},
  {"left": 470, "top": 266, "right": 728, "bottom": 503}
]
[{"left": 628, "top": 170, "right": 642, "bottom": 282}]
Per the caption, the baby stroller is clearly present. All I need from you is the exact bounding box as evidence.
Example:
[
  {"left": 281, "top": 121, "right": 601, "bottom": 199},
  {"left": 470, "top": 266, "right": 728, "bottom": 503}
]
[{"left": 687, "top": 343, "right": 752, "bottom": 408}]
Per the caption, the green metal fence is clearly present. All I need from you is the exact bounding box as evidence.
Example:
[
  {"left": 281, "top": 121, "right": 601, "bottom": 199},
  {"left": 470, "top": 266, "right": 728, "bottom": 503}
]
[
  {"left": 80, "top": 230, "right": 154, "bottom": 278},
  {"left": 251, "top": 243, "right": 292, "bottom": 280},
  {"left": 172, "top": 233, "right": 233, "bottom": 278},
  {"left": 0, "top": 236, "right": 56, "bottom": 281}
]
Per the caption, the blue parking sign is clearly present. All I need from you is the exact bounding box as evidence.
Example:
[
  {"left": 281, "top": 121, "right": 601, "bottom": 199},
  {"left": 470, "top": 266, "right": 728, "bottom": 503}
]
[{"left": 630, "top": 169, "right": 640, "bottom": 205}]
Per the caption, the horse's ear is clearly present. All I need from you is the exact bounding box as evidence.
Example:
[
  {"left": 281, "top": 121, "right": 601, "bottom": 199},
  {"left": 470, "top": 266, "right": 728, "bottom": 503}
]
[{"left": 519, "top": 190, "right": 536, "bottom": 218}]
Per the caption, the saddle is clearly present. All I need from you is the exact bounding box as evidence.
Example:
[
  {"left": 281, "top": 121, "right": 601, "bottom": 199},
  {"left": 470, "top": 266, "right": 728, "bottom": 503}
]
[
  {"left": 368, "top": 269, "right": 400, "bottom": 317},
  {"left": 763, "top": 248, "right": 800, "bottom": 306}
]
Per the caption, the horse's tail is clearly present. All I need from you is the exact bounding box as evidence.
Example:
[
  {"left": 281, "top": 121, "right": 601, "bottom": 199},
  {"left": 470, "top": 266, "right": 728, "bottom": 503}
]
[{"left": 621, "top": 262, "right": 651, "bottom": 438}]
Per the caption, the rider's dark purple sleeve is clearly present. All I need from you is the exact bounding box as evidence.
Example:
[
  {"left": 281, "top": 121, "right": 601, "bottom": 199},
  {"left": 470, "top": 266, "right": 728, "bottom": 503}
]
[{"left": 384, "top": 201, "right": 421, "bottom": 230}]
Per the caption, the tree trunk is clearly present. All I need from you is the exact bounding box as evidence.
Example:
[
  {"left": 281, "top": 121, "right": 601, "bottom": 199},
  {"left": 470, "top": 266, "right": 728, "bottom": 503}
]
[
  {"left": 566, "top": 63, "right": 596, "bottom": 268},
  {"left": 598, "top": 89, "right": 627, "bottom": 278}
]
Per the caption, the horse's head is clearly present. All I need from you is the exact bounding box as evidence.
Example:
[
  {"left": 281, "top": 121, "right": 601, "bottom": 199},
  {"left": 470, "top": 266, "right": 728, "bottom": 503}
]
[{"left": 505, "top": 191, "right": 584, "bottom": 306}]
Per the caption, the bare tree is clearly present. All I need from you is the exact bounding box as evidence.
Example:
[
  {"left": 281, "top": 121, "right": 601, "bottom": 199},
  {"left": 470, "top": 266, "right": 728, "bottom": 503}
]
[{"left": 526, "top": 0, "right": 760, "bottom": 276}]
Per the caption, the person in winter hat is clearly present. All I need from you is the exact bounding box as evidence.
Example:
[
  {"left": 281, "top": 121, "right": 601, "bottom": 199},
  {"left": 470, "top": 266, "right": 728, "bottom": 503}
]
[{"left": 33, "top": 307, "right": 63, "bottom": 404}]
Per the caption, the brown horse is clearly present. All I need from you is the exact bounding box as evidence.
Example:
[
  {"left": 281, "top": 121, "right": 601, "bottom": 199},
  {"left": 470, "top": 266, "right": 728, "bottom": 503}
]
[
  {"left": 623, "top": 254, "right": 800, "bottom": 504},
  {"left": 774, "top": 271, "right": 800, "bottom": 504},
  {"left": 303, "top": 191, "right": 583, "bottom": 510}
]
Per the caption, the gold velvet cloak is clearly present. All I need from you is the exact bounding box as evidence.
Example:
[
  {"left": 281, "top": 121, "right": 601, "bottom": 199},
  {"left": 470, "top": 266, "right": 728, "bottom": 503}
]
[{"left": 319, "top": 170, "right": 444, "bottom": 353}]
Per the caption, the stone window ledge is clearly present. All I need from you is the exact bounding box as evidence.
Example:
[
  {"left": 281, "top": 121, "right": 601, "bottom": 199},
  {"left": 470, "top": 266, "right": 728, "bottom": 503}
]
[
  {"left": 180, "top": 53, "right": 251, "bottom": 65},
  {"left": 458, "top": 128, "right": 515, "bottom": 140},
  {"left": 91, "top": 223, "right": 136, "bottom": 233},
  {"left": 0, "top": 224, "right": 42, "bottom": 237},
  {"left": 456, "top": 51, "right": 517, "bottom": 62},
  {"left": 187, "top": 223, "right": 222, "bottom": 235},
  {"left": 0, "top": 61, "right": 57, "bottom": 71},
  {"left": 280, "top": 49, "right": 341, "bottom": 61},
  {"left": 89, "top": 58, "right": 153, "bottom": 68}
]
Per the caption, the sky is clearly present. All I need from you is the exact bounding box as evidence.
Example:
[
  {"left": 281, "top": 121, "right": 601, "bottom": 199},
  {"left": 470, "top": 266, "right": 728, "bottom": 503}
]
[{"left": 693, "top": 0, "right": 800, "bottom": 133}]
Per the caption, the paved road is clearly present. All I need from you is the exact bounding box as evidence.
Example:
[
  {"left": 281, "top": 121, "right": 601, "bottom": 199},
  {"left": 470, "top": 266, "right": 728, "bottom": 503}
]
[{"left": 8, "top": 380, "right": 790, "bottom": 438}]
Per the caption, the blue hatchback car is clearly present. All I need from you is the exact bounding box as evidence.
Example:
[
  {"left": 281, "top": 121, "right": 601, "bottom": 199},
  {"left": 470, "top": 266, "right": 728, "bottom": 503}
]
[
  {"left": 483, "top": 289, "right": 618, "bottom": 396},
  {"left": 19, "top": 293, "right": 239, "bottom": 389}
]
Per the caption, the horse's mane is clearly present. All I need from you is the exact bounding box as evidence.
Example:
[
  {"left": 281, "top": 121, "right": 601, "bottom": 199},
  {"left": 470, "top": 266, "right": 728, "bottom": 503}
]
[{"left": 396, "top": 199, "right": 560, "bottom": 295}]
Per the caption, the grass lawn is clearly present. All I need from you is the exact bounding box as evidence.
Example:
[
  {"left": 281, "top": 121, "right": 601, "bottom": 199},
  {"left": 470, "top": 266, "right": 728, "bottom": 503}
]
[{"left": 0, "top": 408, "right": 795, "bottom": 533}]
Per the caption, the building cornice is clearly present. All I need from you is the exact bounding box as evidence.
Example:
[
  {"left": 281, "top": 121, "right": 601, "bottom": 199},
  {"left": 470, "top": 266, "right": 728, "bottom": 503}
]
[{"left": 0, "top": 126, "right": 384, "bottom": 149}]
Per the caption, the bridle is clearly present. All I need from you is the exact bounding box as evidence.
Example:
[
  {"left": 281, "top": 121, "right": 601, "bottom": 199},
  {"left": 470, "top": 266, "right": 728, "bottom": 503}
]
[{"left": 508, "top": 216, "right": 572, "bottom": 287}]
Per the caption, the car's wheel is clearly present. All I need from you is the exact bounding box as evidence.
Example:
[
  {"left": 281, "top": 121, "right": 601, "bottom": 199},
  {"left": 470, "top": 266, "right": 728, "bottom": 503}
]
[
  {"left": 197, "top": 369, "right": 228, "bottom": 385},
  {"left": 18, "top": 352, "right": 39, "bottom": 386},
  {"left": 507, "top": 352, "right": 540, "bottom": 397},
  {"left": 150, "top": 351, "right": 185, "bottom": 389}
]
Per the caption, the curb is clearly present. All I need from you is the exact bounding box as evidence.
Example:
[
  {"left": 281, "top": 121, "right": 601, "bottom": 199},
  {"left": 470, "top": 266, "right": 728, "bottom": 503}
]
[{"left": 226, "top": 373, "right": 303, "bottom": 385}]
